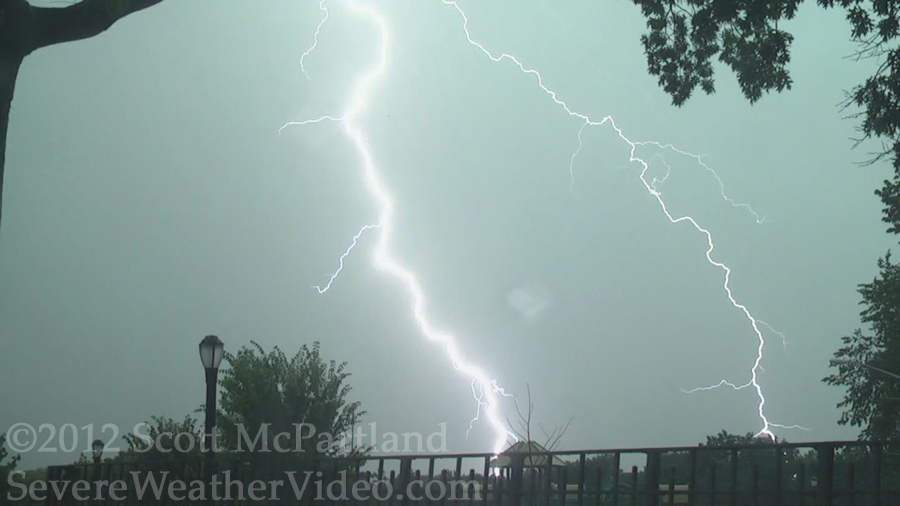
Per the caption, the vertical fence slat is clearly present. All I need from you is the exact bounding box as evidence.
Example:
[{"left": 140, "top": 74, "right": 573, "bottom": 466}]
[
  {"left": 577, "top": 453, "right": 585, "bottom": 506},
  {"left": 688, "top": 449, "right": 697, "bottom": 506},
  {"left": 389, "top": 470, "right": 397, "bottom": 506},
  {"left": 527, "top": 466, "right": 537, "bottom": 506},
  {"left": 774, "top": 447, "right": 783, "bottom": 506},
  {"left": 557, "top": 467, "right": 567, "bottom": 506},
  {"left": 510, "top": 454, "right": 525, "bottom": 506},
  {"left": 666, "top": 467, "right": 674, "bottom": 506},
  {"left": 644, "top": 451, "right": 660, "bottom": 506},
  {"left": 469, "top": 469, "right": 477, "bottom": 506},
  {"left": 415, "top": 470, "right": 422, "bottom": 506},
  {"left": 629, "top": 466, "right": 637, "bottom": 506},
  {"left": 729, "top": 449, "right": 738, "bottom": 506},
  {"left": 542, "top": 455, "right": 552, "bottom": 506},
  {"left": 751, "top": 466, "right": 759, "bottom": 506},
  {"left": 611, "top": 453, "right": 620, "bottom": 506},
  {"left": 817, "top": 443, "right": 835, "bottom": 506},
  {"left": 484, "top": 457, "right": 492, "bottom": 506},
  {"left": 496, "top": 469, "right": 504, "bottom": 506},
  {"left": 353, "top": 460, "right": 362, "bottom": 506},
  {"left": 874, "top": 444, "right": 882, "bottom": 506}
]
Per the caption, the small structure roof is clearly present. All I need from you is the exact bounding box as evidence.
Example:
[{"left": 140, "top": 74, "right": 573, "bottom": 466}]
[{"left": 491, "top": 441, "right": 567, "bottom": 468}]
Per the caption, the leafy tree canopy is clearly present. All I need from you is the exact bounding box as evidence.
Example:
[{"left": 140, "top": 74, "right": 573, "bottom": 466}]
[
  {"left": 0, "top": 432, "right": 21, "bottom": 501},
  {"left": 217, "top": 341, "right": 365, "bottom": 461},
  {"left": 631, "top": 0, "right": 900, "bottom": 228},
  {"left": 824, "top": 252, "right": 900, "bottom": 439},
  {"left": 0, "top": 432, "right": 20, "bottom": 470},
  {"left": 119, "top": 414, "right": 203, "bottom": 463}
]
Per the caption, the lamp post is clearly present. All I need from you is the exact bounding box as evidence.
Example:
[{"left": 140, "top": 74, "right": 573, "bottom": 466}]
[
  {"left": 92, "top": 439, "right": 104, "bottom": 498},
  {"left": 199, "top": 335, "right": 224, "bottom": 504},
  {"left": 91, "top": 439, "right": 104, "bottom": 464},
  {"left": 830, "top": 358, "right": 900, "bottom": 381}
]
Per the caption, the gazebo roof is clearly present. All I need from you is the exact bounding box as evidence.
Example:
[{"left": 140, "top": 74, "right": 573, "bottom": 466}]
[{"left": 491, "top": 441, "right": 567, "bottom": 468}]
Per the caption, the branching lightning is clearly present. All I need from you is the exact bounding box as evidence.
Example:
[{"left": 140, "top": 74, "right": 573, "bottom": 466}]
[
  {"left": 648, "top": 153, "right": 672, "bottom": 192},
  {"left": 313, "top": 224, "right": 380, "bottom": 294},
  {"left": 634, "top": 141, "right": 767, "bottom": 224},
  {"left": 568, "top": 121, "right": 587, "bottom": 199},
  {"left": 299, "top": 0, "right": 329, "bottom": 80},
  {"left": 284, "top": 0, "right": 802, "bottom": 450},
  {"left": 283, "top": 0, "right": 517, "bottom": 454},
  {"left": 758, "top": 319, "right": 789, "bottom": 350},
  {"left": 441, "top": 0, "right": 803, "bottom": 438}
]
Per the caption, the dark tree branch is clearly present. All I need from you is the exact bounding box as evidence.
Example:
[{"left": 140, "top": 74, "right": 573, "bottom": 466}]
[
  {"left": 27, "top": 0, "right": 163, "bottom": 52},
  {"left": 0, "top": 0, "right": 162, "bottom": 231}
]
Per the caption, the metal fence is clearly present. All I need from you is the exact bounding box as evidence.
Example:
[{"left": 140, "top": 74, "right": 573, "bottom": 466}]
[{"left": 43, "top": 440, "right": 900, "bottom": 506}]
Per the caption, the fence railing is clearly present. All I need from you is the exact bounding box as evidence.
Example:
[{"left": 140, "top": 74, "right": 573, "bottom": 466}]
[{"left": 42, "top": 440, "right": 900, "bottom": 506}]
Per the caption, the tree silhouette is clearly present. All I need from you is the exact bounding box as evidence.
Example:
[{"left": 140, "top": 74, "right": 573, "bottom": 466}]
[
  {"left": 0, "top": 0, "right": 162, "bottom": 229},
  {"left": 216, "top": 341, "right": 366, "bottom": 460},
  {"left": 0, "top": 431, "right": 21, "bottom": 502},
  {"left": 630, "top": 0, "right": 900, "bottom": 229},
  {"left": 824, "top": 251, "right": 900, "bottom": 439}
]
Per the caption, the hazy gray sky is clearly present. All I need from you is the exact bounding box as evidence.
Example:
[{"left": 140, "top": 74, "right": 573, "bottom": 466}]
[{"left": 1, "top": 0, "right": 895, "bottom": 468}]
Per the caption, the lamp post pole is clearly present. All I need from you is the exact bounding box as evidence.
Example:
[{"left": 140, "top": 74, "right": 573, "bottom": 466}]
[
  {"left": 91, "top": 439, "right": 104, "bottom": 503},
  {"left": 199, "top": 335, "right": 224, "bottom": 506},
  {"left": 205, "top": 366, "right": 218, "bottom": 458}
]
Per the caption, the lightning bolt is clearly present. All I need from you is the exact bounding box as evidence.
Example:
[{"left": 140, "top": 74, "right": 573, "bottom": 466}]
[
  {"left": 299, "top": 0, "right": 329, "bottom": 80},
  {"left": 467, "top": 378, "right": 487, "bottom": 438},
  {"left": 313, "top": 224, "right": 379, "bottom": 294},
  {"left": 758, "top": 319, "right": 789, "bottom": 350},
  {"left": 441, "top": 0, "right": 801, "bottom": 438},
  {"left": 282, "top": 0, "right": 517, "bottom": 454},
  {"left": 568, "top": 121, "right": 587, "bottom": 199},
  {"left": 648, "top": 153, "right": 672, "bottom": 192},
  {"left": 635, "top": 142, "right": 767, "bottom": 224}
]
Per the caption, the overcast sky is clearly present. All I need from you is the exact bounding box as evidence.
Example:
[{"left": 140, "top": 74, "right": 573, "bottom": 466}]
[{"left": 1, "top": 0, "right": 895, "bottom": 469}]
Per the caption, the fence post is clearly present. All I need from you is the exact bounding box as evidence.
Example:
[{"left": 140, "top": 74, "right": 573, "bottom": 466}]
[
  {"left": 558, "top": 467, "right": 567, "bottom": 506},
  {"left": 400, "top": 457, "right": 413, "bottom": 506},
  {"left": 510, "top": 454, "right": 525, "bottom": 506},
  {"left": 612, "top": 453, "right": 620, "bottom": 506},
  {"left": 816, "top": 443, "right": 835, "bottom": 506},
  {"left": 774, "top": 447, "right": 783, "bottom": 506},
  {"left": 45, "top": 467, "right": 56, "bottom": 506},
  {"left": 688, "top": 449, "right": 697, "bottom": 506},
  {"left": 543, "top": 455, "right": 553, "bottom": 506},
  {"left": 729, "top": 449, "right": 738, "bottom": 506},
  {"left": 873, "top": 444, "right": 882, "bottom": 506},
  {"left": 578, "top": 453, "right": 586, "bottom": 506},
  {"left": 486, "top": 456, "right": 494, "bottom": 506},
  {"left": 644, "top": 451, "right": 661, "bottom": 506}
]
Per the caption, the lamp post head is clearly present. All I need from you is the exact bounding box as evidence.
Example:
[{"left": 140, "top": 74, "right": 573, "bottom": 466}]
[
  {"left": 199, "top": 335, "right": 225, "bottom": 370},
  {"left": 91, "top": 439, "right": 104, "bottom": 461},
  {"left": 830, "top": 358, "right": 852, "bottom": 366}
]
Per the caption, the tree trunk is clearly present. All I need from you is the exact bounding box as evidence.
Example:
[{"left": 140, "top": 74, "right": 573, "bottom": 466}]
[{"left": 0, "top": 52, "right": 22, "bottom": 231}]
